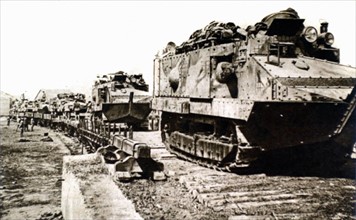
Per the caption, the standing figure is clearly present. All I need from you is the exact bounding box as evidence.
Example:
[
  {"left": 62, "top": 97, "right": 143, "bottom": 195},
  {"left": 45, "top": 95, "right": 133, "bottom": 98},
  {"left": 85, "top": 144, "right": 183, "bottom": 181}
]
[
  {"left": 16, "top": 118, "right": 23, "bottom": 131},
  {"left": 161, "top": 124, "right": 169, "bottom": 142},
  {"left": 23, "top": 117, "right": 29, "bottom": 132},
  {"left": 18, "top": 119, "right": 24, "bottom": 137},
  {"left": 30, "top": 118, "right": 35, "bottom": 131}
]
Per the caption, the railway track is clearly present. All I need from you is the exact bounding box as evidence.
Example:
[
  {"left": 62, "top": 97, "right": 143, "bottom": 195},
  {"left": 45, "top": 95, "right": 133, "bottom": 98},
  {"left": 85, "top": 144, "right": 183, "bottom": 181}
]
[{"left": 124, "top": 131, "right": 356, "bottom": 219}]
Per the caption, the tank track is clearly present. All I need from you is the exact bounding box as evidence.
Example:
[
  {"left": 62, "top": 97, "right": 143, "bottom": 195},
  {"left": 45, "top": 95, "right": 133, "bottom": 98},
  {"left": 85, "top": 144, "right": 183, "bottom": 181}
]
[{"left": 165, "top": 142, "right": 254, "bottom": 173}]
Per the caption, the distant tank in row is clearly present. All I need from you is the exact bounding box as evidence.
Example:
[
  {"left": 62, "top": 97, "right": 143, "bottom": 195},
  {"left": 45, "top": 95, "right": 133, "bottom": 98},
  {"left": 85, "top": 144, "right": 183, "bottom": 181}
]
[{"left": 91, "top": 71, "right": 152, "bottom": 129}]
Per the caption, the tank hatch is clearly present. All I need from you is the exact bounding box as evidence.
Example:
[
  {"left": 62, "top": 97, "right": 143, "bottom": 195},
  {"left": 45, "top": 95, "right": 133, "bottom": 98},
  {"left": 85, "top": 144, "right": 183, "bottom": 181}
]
[{"left": 265, "top": 18, "right": 305, "bottom": 36}]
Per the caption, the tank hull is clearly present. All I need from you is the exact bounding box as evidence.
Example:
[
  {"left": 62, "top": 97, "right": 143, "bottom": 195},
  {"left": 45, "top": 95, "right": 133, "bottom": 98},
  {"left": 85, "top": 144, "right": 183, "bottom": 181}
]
[
  {"left": 241, "top": 101, "right": 354, "bottom": 150},
  {"left": 153, "top": 8, "right": 356, "bottom": 169}
]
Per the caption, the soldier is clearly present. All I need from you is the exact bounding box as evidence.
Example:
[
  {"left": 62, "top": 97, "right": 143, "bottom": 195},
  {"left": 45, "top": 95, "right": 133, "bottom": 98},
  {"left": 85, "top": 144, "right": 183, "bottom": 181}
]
[
  {"left": 17, "top": 119, "right": 24, "bottom": 137},
  {"left": 23, "top": 117, "right": 29, "bottom": 132},
  {"left": 7, "top": 116, "right": 11, "bottom": 126},
  {"left": 161, "top": 124, "right": 169, "bottom": 142},
  {"left": 16, "top": 118, "right": 22, "bottom": 131},
  {"left": 30, "top": 118, "right": 35, "bottom": 131}
]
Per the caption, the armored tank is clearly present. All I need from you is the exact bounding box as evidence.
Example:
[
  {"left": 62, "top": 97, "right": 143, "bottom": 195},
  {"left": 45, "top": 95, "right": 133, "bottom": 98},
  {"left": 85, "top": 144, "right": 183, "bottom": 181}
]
[
  {"left": 91, "top": 71, "right": 151, "bottom": 128},
  {"left": 56, "top": 92, "right": 87, "bottom": 117},
  {"left": 54, "top": 92, "right": 87, "bottom": 130},
  {"left": 15, "top": 99, "right": 36, "bottom": 125},
  {"left": 152, "top": 8, "right": 356, "bottom": 168}
]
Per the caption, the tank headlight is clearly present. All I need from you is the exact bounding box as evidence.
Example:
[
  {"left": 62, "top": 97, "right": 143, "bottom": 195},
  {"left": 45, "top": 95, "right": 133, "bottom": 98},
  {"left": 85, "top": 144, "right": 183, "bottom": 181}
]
[
  {"left": 303, "top": 26, "right": 318, "bottom": 43},
  {"left": 322, "top": 32, "right": 335, "bottom": 46}
]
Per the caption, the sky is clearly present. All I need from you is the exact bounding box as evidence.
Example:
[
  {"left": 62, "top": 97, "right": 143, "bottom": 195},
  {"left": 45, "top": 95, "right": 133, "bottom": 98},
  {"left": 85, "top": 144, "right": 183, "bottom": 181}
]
[{"left": 1, "top": 1, "right": 355, "bottom": 100}]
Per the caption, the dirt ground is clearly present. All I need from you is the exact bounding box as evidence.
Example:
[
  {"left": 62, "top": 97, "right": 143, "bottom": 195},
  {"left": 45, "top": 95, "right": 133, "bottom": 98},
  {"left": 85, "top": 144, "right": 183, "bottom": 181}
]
[
  {"left": 125, "top": 131, "right": 356, "bottom": 219},
  {"left": 1, "top": 118, "right": 355, "bottom": 220},
  {"left": 0, "top": 118, "right": 81, "bottom": 220}
]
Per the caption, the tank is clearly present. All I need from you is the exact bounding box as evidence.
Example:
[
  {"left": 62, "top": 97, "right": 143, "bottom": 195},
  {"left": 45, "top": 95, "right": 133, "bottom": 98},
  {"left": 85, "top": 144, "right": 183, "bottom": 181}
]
[
  {"left": 91, "top": 71, "right": 151, "bottom": 128},
  {"left": 15, "top": 99, "right": 36, "bottom": 125},
  {"left": 152, "top": 8, "right": 356, "bottom": 168},
  {"left": 56, "top": 92, "right": 87, "bottom": 116},
  {"left": 54, "top": 92, "right": 87, "bottom": 130}
]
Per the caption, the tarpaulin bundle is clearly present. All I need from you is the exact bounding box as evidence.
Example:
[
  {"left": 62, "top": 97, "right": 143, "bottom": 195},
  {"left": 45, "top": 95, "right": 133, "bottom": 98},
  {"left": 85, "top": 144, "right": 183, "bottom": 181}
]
[{"left": 176, "top": 21, "right": 246, "bottom": 54}]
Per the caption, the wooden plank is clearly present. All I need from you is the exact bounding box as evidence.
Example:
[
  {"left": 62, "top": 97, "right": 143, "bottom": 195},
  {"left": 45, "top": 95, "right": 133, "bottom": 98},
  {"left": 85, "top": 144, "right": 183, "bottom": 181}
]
[
  {"left": 205, "top": 193, "right": 298, "bottom": 207},
  {"left": 198, "top": 190, "right": 282, "bottom": 200},
  {"left": 237, "top": 199, "right": 300, "bottom": 209}
]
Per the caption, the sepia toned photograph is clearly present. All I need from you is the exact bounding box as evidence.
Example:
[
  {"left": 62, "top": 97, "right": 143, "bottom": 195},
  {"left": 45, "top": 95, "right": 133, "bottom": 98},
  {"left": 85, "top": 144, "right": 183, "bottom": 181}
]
[{"left": 1, "top": 1, "right": 355, "bottom": 219}]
